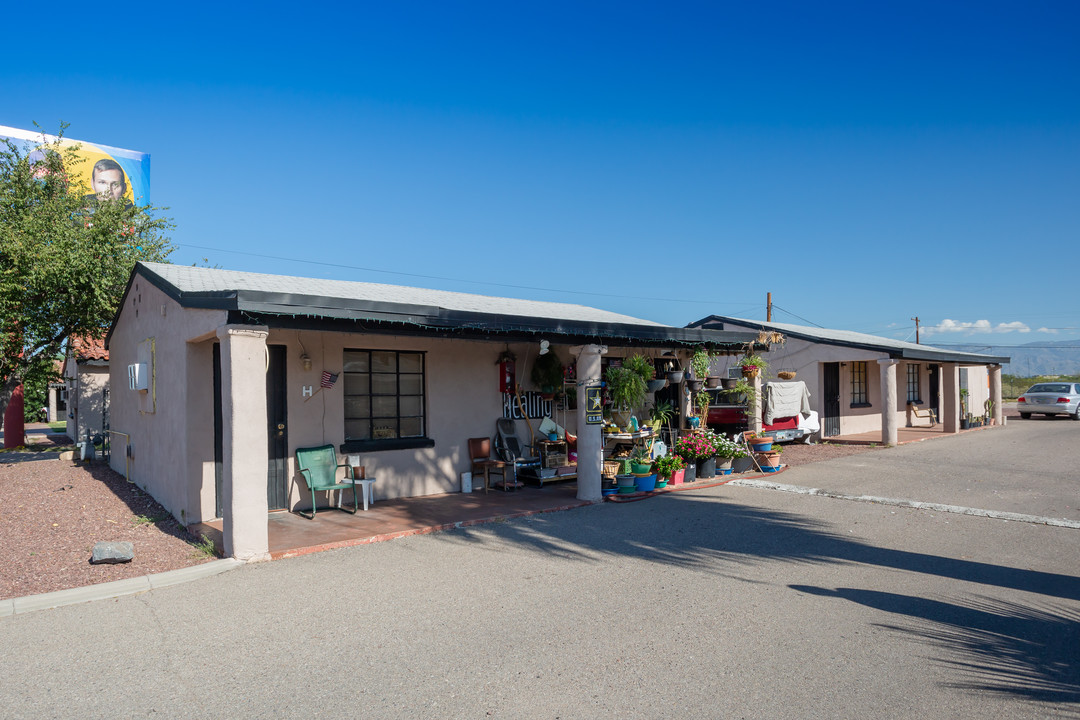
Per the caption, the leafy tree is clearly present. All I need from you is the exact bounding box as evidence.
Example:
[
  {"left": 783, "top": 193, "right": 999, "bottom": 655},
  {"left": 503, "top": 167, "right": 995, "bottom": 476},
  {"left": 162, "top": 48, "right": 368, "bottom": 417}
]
[{"left": 0, "top": 124, "right": 173, "bottom": 425}]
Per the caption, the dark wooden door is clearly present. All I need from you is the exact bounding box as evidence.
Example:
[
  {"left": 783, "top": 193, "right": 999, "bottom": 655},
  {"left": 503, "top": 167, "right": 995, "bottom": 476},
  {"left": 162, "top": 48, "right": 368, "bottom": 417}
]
[
  {"left": 213, "top": 343, "right": 223, "bottom": 519},
  {"left": 928, "top": 364, "right": 940, "bottom": 419},
  {"left": 823, "top": 362, "right": 841, "bottom": 437},
  {"left": 266, "top": 345, "right": 289, "bottom": 511}
]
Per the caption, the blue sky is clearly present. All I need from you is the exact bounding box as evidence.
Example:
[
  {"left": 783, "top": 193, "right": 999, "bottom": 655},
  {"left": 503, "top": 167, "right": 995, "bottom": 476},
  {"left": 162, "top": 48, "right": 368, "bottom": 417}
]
[{"left": 4, "top": 1, "right": 1077, "bottom": 346}]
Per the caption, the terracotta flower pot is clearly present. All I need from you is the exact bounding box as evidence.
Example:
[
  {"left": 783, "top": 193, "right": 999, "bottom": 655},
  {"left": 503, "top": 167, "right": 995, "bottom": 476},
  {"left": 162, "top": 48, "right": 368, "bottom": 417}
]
[{"left": 756, "top": 450, "right": 781, "bottom": 468}]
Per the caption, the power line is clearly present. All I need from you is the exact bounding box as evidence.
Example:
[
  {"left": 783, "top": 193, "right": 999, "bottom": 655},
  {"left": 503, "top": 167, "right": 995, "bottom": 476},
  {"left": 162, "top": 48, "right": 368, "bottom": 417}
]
[
  {"left": 178, "top": 242, "right": 763, "bottom": 309},
  {"left": 771, "top": 304, "right": 825, "bottom": 328}
]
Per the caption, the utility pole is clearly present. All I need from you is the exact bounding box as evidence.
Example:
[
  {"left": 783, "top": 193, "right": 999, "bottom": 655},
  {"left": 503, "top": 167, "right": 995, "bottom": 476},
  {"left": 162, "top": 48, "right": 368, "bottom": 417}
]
[
  {"left": 911, "top": 316, "right": 920, "bottom": 344},
  {"left": 767, "top": 292, "right": 772, "bottom": 322}
]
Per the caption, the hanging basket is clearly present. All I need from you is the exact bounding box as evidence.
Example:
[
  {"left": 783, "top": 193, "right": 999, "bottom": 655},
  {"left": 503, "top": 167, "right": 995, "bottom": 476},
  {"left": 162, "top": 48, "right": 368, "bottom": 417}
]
[
  {"left": 686, "top": 379, "right": 704, "bottom": 392},
  {"left": 647, "top": 378, "right": 668, "bottom": 393},
  {"left": 666, "top": 370, "right": 685, "bottom": 384},
  {"left": 705, "top": 376, "right": 721, "bottom": 388},
  {"left": 777, "top": 370, "right": 796, "bottom": 380},
  {"left": 741, "top": 365, "right": 760, "bottom": 378}
]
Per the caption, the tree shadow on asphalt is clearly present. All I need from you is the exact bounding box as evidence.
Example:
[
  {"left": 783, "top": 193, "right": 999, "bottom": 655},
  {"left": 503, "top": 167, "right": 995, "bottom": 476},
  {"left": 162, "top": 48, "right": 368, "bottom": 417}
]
[
  {"left": 791, "top": 587, "right": 1080, "bottom": 711},
  {"left": 441, "top": 491, "right": 1080, "bottom": 707}
]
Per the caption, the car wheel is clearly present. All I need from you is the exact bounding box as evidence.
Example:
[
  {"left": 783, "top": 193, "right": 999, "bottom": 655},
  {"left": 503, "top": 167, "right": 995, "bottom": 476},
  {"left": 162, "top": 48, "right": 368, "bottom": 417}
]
[
  {"left": 1020, "top": 412, "right": 1031, "bottom": 419},
  {"left": 1073, "top": 407, "right": 1080, "bottom": 421}
]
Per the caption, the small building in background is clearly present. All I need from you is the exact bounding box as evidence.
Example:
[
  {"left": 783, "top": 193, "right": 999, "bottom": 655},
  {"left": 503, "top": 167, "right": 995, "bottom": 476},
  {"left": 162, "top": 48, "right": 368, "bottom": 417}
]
[{"left": 65, "top": 336, "right": 110, "bottom": 445}]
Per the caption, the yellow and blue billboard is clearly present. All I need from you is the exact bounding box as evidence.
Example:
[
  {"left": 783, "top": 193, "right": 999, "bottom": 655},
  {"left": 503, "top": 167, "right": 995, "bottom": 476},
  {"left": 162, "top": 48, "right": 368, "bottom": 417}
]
[{"left": 0, "top": 125, "right": 150, "bottom": 206}]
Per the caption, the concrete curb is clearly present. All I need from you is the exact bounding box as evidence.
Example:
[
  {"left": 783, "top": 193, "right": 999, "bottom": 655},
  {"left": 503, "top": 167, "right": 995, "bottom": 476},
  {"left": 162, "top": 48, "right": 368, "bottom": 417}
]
[
  {"left": 0, "top": 558, "right": 244, "bottom": 618},
  {"left": 731, "top": 478, "right": 1080, "bottom": 529}
]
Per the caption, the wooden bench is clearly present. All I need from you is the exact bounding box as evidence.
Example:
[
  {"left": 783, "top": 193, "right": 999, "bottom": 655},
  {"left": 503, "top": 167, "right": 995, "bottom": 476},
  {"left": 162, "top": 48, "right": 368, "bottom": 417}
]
[{"left": 907, "top": 403, "right": 937, "bottom": 427}]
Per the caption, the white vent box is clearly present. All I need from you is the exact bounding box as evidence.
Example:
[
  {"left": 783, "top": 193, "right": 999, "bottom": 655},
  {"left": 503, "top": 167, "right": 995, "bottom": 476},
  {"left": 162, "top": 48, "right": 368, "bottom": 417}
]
[{"left": 128, "top": 363, "right": 148, "bottom": 391}]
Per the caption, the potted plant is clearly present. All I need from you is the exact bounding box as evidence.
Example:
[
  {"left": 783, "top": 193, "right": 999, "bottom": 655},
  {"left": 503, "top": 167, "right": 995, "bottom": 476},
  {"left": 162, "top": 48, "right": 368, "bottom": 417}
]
[
  {"left": 721, "top": 377, "right": 757, "bottom": 410},
  {"left": 714, "top": 434, "right": 747, "bottom": 475},
  {"left": 688, "top": 348, "right": 711, "bottom": 391},
  {"left": 654, "top": 453, "right": 684, "bottom": 488},
  {"left": 737, "top": 352, "right": 768, "bottom": 379},
  {"left": 531, "top": 351, "right": 564, "bottom": 399},
  {"left": 674, "top": 429, "right": 720, "bottom": 479},
  {"left": 605, "top": 364, "right": 647, "bottom": 429},
  {"left": 756, "top": 442, "right": 783, "bottom": 472},
  {"left": 628, "top": 446, "right": 653, "bottom": 474},
  {"left": 649, "top": 400, "right": 675, "bottom": 435}
]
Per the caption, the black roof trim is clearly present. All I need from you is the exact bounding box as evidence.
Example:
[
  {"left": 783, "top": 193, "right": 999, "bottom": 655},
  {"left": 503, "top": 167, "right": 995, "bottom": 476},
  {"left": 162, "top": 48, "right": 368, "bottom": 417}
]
[{"left": 689, "top": 315, "right": 1011, "bottom": 365}]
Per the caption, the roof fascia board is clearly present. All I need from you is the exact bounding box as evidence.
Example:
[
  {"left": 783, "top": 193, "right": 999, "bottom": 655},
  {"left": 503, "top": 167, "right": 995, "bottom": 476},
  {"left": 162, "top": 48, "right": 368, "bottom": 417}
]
[{"left": 692, "top": 315, "right": 1009, "bottom": 365}]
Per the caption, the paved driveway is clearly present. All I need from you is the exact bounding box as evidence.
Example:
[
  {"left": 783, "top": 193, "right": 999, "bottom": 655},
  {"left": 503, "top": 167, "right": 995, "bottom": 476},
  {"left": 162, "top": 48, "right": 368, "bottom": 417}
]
[
  {"left": 1, "top": 421, "right": 1077, "bottom": 719},
  {"left": 770, "top": 419, "right": 1080, "bottom": 522}
]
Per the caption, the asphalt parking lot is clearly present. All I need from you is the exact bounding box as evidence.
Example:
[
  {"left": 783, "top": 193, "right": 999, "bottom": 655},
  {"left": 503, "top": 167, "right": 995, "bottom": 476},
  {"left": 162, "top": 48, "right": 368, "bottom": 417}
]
[{"left": 0, "top": 419, "right": 1077, "bottom": 719}]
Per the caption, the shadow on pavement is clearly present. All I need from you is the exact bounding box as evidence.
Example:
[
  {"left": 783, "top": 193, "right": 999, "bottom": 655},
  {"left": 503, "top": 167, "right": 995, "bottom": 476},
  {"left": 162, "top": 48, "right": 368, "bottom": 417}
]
[{"left": 792, "top": 586, "right": 1080, "bottom": 706}]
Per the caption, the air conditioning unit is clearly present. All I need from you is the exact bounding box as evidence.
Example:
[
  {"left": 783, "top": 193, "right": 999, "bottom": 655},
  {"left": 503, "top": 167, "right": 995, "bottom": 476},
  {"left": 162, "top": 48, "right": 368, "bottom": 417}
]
[{"left": 128, "top": 363, "right": 148, "bottom": 391}]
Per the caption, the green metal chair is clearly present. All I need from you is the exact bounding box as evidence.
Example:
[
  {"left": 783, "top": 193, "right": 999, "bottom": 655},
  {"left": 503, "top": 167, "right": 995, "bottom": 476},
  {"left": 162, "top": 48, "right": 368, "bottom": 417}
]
[{"left": 295, "top": 444, "right": 358, "bottom": 519}]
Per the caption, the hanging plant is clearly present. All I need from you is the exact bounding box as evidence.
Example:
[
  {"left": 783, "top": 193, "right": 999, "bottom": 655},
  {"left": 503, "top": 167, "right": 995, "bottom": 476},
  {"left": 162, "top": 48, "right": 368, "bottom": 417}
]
[{"left": 531, "top": 351, "right": 564, "bottom": 395}]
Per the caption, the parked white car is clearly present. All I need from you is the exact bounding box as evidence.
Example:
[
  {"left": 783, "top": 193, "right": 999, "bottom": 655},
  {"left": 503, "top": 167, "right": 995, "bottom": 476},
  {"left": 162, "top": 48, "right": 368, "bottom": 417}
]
[{"left": 1017, "top": 382, "right": 1080, "bottom": 420}]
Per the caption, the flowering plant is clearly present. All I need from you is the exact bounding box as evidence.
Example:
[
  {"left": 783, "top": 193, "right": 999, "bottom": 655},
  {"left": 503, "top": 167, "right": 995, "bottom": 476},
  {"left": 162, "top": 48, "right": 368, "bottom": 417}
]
[
  {"left": 653, "top": 453, "right": 685, "bottom": 479},
  {"left": 674, "top": 429, "right": 720, "bottom": 462},
  {"left": 713, "top": 433, "right": 748, "bottom": 460}
]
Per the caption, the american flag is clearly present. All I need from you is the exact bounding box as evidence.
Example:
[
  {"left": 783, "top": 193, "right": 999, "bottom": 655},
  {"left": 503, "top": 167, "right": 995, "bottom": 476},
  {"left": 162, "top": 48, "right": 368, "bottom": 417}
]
[{"left": 320, "top": 371, "right": 339, "bottom": 389}]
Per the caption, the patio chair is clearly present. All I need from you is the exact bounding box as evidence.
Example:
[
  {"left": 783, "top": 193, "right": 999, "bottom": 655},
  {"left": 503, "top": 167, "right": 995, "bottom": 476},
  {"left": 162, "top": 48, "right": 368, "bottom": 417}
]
[
  {"left": 907, "top": 402, "right": 937, "bottom": 428},
  {"left": 468, "top": 437, "right": 507, "bottom": 493},
  {"left": 494, "top": 418, "right": 540, "bottom": 466},
  {"left": 295, "top": 444, "right": 357, "bottom": 519}
]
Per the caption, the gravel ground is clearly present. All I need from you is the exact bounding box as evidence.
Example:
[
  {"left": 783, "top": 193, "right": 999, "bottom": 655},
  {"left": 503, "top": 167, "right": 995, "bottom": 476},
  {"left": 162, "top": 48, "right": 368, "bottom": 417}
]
[{"left": 0, "top": 443, "right": 213, "bottom": 601}]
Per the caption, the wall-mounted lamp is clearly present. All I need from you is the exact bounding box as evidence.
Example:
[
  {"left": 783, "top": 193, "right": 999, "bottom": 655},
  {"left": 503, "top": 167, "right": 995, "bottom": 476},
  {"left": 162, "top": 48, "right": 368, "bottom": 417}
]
[{"left": 300, "top": 353, "right": 312, "bottom": 371}]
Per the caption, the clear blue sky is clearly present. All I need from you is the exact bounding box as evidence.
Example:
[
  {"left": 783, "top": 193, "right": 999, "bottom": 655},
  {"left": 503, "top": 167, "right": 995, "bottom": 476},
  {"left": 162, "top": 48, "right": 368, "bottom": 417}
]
[{"left": 4, "top": 1, "right": 1077, "bottom": 346}]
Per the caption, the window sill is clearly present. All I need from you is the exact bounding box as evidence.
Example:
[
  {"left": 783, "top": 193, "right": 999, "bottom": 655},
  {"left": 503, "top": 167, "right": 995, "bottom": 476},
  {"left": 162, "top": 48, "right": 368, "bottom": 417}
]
[
  {"left": 849, "top": 402, "right": 872, "bottom": 409},
  {"left": 341, "top": 437, "right": 435, "bottom": 453}
]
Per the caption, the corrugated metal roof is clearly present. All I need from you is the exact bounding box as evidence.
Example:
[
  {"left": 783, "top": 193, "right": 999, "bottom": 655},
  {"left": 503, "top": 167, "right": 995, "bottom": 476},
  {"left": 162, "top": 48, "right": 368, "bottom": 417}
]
[
  {"left": 141, "top": 262, "right": 664, "bottom": 327},
  {"left": 690, "top": 315, "right": 1011, "bottom": 364}
]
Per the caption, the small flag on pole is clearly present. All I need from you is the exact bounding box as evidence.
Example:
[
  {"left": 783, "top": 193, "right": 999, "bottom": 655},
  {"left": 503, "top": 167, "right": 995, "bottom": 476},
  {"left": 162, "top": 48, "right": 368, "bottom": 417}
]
[{"left": 320, "top": 371, "right": 338, "bottom": 389}]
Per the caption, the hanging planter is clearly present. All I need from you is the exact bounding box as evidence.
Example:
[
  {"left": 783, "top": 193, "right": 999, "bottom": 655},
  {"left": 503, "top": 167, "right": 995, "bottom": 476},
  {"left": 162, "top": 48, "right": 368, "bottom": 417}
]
[
  {"left": 721, "top": 377, "right": 738, "bottom": 389},
  {"left": 741, "top": 365, "right": 760, "bottom": 378},
  {"left": 777, "top": 370, "right": 796, "bottom": 380},
  {"left": 686, "top": 379, "right": 704, "bottom": 392},
  {"left": 666, "top": 370, "right": 685, "bottom": 384},
  {"left": 705, "top": 376, "right": 721, "bottom": 388},
  {"left": 647, "top": 378, "right": 668, "bottom": 393}
]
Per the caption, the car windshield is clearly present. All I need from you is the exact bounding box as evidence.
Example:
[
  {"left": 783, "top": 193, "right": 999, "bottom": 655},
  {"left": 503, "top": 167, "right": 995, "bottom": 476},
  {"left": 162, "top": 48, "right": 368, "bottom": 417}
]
[{"left": 1027, "top": 384, "right": 1071, "bottom": 394}]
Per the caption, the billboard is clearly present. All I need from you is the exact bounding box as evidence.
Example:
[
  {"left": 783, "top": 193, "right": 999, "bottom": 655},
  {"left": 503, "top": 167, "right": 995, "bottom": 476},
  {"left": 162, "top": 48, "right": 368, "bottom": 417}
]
[{"left": 0, "top": 125, "right": 150, "bottom": 206}]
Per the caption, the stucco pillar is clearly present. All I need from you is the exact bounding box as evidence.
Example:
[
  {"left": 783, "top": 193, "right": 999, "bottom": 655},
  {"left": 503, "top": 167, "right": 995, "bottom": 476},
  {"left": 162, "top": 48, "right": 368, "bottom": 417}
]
[
  {"left": 217, "top": 325, "right": 271, "bottom": 561},
  {"left": 572, "top": 344, "right": 607, "bottom": 502},
  {"left": 989, "top": 364, "right": 1003, "bottom": 425},
  {"left": 749, "top": 373, "right": 762, "bottom": 433},
  {"left": 878, "top": 359, "right": 899, "bottom": 446},
  {"left": 941, "top": 363, "right": 959, "bottom": 434}
]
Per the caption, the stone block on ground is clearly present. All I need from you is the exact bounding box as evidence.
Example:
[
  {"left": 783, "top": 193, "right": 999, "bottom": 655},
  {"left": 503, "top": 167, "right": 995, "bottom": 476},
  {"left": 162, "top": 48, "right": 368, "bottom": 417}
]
[{"left": 91, "top": 541, "right": 134, "bottom": 564}]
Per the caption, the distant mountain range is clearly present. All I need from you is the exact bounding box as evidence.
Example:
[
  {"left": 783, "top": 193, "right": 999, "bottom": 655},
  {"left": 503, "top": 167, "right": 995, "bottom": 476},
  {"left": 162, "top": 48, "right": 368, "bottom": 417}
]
[{"left": 931, "top": 338, "right": 1080, "bottom": 376}]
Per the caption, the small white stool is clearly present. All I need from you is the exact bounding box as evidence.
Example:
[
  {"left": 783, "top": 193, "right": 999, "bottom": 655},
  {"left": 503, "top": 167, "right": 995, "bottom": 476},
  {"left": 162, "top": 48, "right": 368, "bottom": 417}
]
[{"left": 348, "top": 465, "right": 376, "bottom": 511}]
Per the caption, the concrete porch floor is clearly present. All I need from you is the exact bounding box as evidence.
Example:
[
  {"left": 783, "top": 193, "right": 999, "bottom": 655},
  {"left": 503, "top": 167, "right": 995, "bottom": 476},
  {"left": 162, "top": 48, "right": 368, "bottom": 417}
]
[
  {"left": 827, "top": 422, "right": 1000, "bottom": 445},
  {"left": 190, "top": 479, "right": 591, "bottom": 560}
]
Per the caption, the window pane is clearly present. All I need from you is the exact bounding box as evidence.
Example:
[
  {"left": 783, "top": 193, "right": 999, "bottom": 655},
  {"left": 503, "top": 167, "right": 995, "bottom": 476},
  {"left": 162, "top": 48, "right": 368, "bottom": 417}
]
[
  {"left": 372, "top": 420, "right": 398, "bottom": 439},
  {"left": 399, "top": 353, "right": 422, "bottom": 373},
  {"left": 371, "top": 373, "right": 397, "bottom": 395},
  {"left": 372, "top": 396, "right": 398, "bottom": 417},
  {"left": 344, "top": 396, "right": 370, "bottom": 419},
  {"left": 400, "top": 396, "right": 423, "bottom": 416},
  {"left": 343, "top": 352, "right": 369, "bottom": 372},
  {"left": 371, "top": 352, "right": 397, "bottom": 373},
  {"left": 344, "top": 374, "right": 370, "bottom": 396},
  {"left": 400, "top": 374, "right": 423, "bottom": 395},
  {"left": 345, "top": 420, "right": 371, "bottom": 440},
  {"left": 400, "top": 417, "right": 423, "bottom": 437}
]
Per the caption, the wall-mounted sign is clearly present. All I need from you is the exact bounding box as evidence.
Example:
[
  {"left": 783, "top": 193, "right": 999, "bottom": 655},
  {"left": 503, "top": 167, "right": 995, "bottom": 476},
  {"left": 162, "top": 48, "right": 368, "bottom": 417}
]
[
  {"left": 585, "top": 387, "right": 603, "bottom": 424},
  {"left": 503, "top": 391, "right": 553, "bottom": 419}
]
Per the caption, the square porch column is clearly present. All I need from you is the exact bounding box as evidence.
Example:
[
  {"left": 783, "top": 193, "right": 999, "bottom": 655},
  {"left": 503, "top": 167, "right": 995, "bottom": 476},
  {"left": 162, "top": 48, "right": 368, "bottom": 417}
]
[
  {"left": 217, "top": 324, "right": 271, "bottom": 561},
  {"left": 941, "top": 363, "right": 959, "bottom": 434},
  {"left": 572, "top": 344, "right": 607, "bottom": 502},
  {"left": 989, "top": 364, "right": 1003, "bottom": 425},
  {"left": 878, "top": 358, "right": 899, "bottom": 446}
]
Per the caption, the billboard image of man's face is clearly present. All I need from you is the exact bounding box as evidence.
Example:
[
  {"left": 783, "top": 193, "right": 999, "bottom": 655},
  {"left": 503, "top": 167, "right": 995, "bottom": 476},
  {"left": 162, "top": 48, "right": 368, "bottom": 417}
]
[{"left": 0, "top": 125, "right": 149, "bottom": 207}]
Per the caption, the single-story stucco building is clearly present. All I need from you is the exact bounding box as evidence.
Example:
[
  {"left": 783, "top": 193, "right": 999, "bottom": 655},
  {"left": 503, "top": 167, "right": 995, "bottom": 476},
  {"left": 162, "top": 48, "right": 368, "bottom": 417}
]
[
  {"left": 106, "top": 263, "right": 768, "bottom": 560},
  {"left": 64, "top": 336, "right": 110, "bottom": 445},
  {"left": 687, "top": 315, "right": 1011, "bottom": 444}
]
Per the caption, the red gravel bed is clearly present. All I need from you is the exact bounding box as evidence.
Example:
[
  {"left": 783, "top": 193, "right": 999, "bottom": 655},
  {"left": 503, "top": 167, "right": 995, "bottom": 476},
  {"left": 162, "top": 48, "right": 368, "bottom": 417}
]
[{"left": 0, "top": 455, "right": 213, "bottom": 601}]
